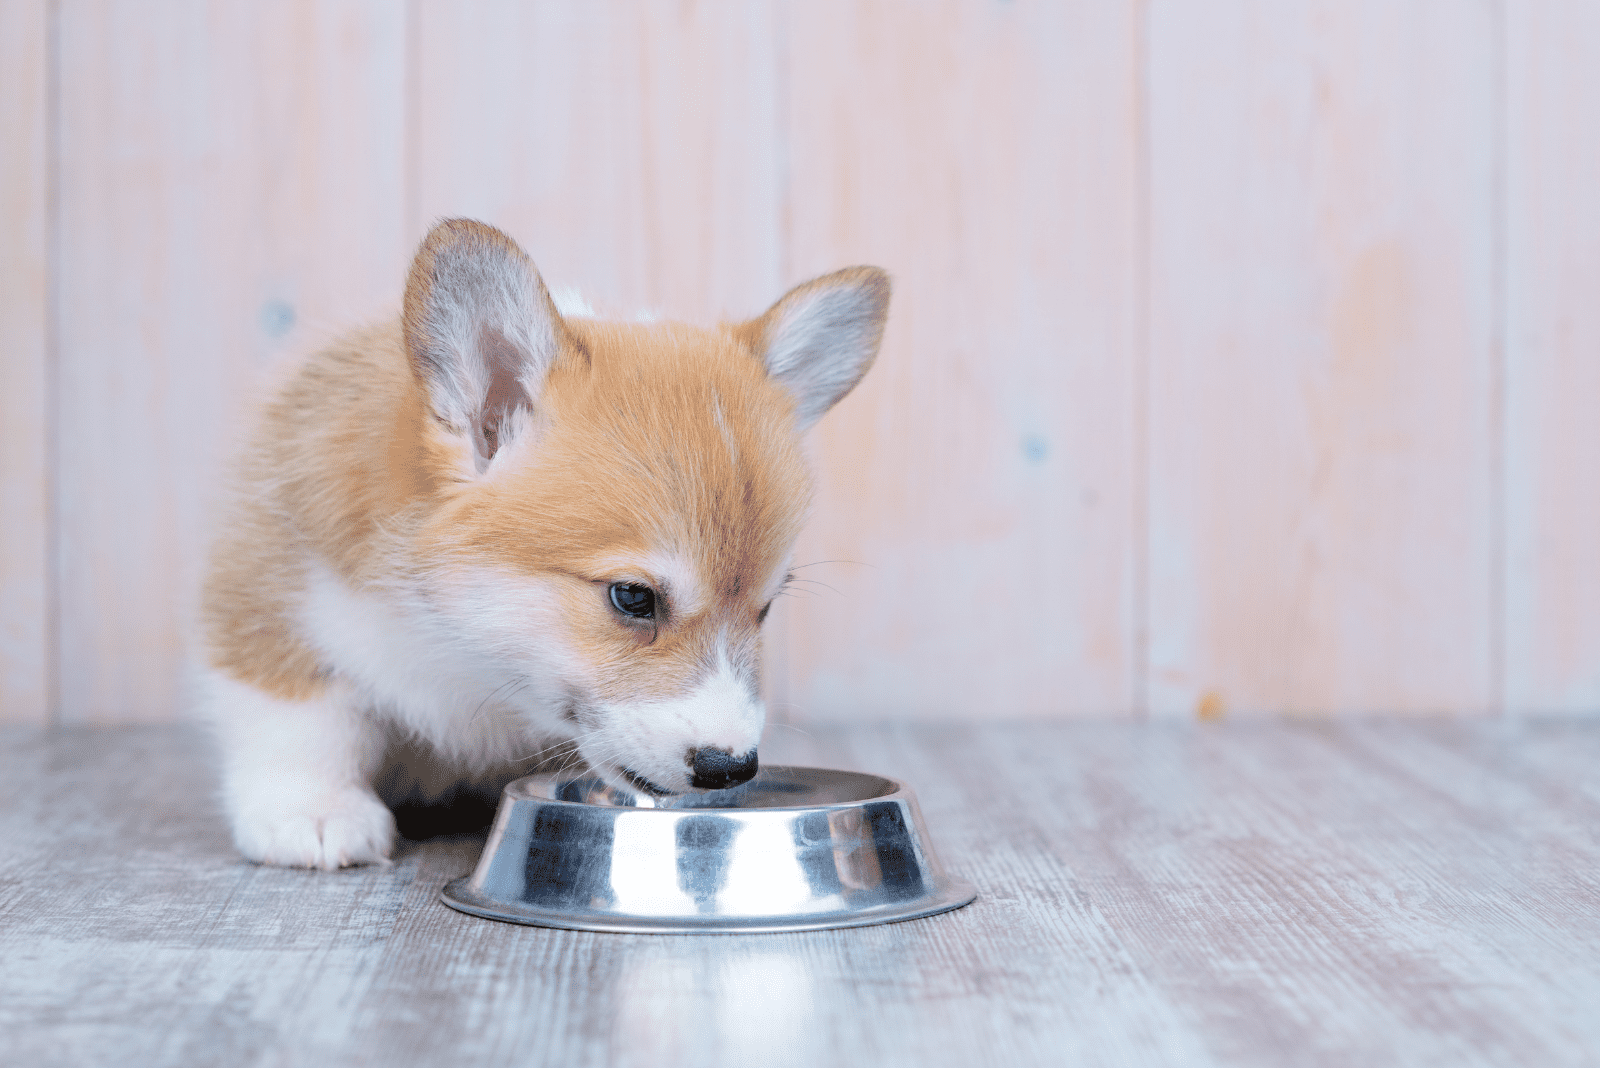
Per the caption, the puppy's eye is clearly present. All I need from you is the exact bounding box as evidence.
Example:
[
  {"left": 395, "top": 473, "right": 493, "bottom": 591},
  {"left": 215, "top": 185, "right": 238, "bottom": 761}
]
[{"left": 609, "top": 582, "right": 656, "bottom": 619}]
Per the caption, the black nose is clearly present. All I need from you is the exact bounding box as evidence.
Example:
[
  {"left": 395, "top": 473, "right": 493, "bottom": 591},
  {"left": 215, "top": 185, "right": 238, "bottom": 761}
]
[{"left": 689, "top": 747, "right": 759, "bottom": 790}]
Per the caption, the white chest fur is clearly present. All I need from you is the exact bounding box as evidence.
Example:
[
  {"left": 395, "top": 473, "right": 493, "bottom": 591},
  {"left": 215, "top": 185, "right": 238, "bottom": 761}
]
[{"left": 298, "top": 561, "right": 541, "bottom": 771}]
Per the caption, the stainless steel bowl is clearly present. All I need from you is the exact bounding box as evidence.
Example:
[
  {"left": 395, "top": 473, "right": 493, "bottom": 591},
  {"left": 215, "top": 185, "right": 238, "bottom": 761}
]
[{"left": 440, "top": 765, "right": 976, "bottom": 934}]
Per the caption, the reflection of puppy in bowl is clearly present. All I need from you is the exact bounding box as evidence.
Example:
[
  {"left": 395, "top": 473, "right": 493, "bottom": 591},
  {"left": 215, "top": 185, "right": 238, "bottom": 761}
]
[{"left": 199, "top": 219, "right": 889, "bottom": 869}]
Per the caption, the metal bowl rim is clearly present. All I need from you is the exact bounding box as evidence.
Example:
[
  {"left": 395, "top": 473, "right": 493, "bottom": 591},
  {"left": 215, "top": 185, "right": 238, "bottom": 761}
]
[
  {"left": 502, "top": 764, "right": 915, "bottom": 813},
  {"left": 438, "top": 874, "right": 977, "bottom": 935}
]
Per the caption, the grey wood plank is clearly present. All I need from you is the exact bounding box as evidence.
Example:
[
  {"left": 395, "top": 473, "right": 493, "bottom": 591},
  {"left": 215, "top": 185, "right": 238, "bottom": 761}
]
[{"left": 2, "top": 721, "right": 1599, "bottom": 1068}]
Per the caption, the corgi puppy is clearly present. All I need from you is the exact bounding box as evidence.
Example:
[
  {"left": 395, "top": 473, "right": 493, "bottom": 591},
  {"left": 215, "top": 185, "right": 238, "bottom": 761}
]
[{"left": 198, "top": 219, "right": 889, "bottom": 869}]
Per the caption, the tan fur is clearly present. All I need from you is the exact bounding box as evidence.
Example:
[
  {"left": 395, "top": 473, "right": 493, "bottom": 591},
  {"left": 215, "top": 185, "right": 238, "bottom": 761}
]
[
  {"left": 204, "top": 299, "right": 815, "bottom": 706},
  {"left": 418, "top": 317, "right": 814, "bottom": 704},
  {"left": 203, "top": 322, "right": 435, "bottom": 700}
]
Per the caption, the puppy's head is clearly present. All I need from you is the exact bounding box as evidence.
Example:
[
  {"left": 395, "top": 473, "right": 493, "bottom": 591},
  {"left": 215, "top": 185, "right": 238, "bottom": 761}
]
[{"left": 403, "top": 219, "right": 889, "bottom": 794}]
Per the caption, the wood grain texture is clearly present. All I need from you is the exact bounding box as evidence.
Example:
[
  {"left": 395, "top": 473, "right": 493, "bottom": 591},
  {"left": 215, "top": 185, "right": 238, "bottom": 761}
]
[
  {"left": 4, "top": 719, "right": 1600, "bottom": 1067},
  {"left": 1505, "top": 0, "right": 1600, "bottom": 712},
  {"left": 54, "top": 0, "right": 409, "bottom": 722},
  {"left": 775, "top": 0, "right": 1140, "bottom": 719},
  {"left": 1146, "top": 0, "right": 1499, "bottom": 716},
  {"left": 412, "top": 0, "right": 782, "bottom": 323},
  {"left": 0, "top": 0, "right": 51, "bottom": 726}
]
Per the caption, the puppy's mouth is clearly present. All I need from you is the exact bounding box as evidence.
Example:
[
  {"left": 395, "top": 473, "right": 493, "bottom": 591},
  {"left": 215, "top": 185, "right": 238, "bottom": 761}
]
[{"left": 616, "top": 766, "right": 677, "bottom": 798}]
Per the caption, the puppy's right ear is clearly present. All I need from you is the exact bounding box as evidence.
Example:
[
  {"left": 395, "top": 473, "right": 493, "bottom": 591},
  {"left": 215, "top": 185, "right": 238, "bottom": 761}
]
[
  {"left": 403, "top": 218, "right": 573, "bottom": 474},
  {"left": 735, "top": 266, "right": 891, "bottom": 431}
]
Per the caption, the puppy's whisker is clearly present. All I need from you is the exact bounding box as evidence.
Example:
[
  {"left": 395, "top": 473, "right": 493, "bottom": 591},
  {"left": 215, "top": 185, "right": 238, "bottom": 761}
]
[
  {"left": 467, "top": 676, "right": 527, "bottom": 728},
  {"left": 789, "top": 559, "right": 877, "bottom": 571},
  {"left": 786, "top": 578, "right": 843, "bottom": 596}
]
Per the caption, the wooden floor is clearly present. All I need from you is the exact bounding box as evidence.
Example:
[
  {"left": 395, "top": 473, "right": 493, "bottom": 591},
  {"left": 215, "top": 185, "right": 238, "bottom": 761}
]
[{"left": 3, "top": 719, "right": 1599, "bottom": 1067}]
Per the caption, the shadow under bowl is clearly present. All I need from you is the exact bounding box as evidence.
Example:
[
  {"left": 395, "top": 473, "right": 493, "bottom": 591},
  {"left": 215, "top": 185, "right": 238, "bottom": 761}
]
[{"left": 439, "top": 766, "right": 976, "bottom": 934}]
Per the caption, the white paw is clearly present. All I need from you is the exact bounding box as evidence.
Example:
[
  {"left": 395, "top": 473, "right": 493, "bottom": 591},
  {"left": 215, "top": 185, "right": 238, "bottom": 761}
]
[{"left": 231, "top": 787, "right": 396, "bottom": 870}]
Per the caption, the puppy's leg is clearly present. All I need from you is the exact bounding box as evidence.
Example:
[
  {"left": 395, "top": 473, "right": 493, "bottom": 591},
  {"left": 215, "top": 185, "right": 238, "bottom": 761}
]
[{"left": 201, "top": 667, "right": 395, "bottom": 869}]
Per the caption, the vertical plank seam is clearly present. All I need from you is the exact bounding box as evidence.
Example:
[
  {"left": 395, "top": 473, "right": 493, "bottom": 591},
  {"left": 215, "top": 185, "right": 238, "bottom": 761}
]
[
  {"left": 403, "top": 0, "right": 420, "bottom": 239},
  {"left": 1131, "top": 0, "right": 1152, "bottom": 719},
  {"left": 770, "top": 0, "right": 793, "bottom": 724},
  {"left": 44, "top": 0, "right": 61, "bottom": 732},
  {"left": 773, "top": 0, "right": 792, "bottom": 288},
  {"left": 1489, "top": 0, "right": 1508, "bottom": 716}
]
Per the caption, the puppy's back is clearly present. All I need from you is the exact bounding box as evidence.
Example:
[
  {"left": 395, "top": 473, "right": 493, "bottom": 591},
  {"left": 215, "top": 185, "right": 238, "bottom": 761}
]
[{"left": 202, "top": 322, "right": 433, "bottom": 699}]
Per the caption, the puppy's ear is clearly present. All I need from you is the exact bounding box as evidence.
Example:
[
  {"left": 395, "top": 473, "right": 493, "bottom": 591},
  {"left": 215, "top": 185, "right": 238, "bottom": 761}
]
[
  {"left": 736, "top": 267, "right": 891, "bottom": 430},
  {"left": 403, "top": 218, "right": 573, "bottom": 473}
]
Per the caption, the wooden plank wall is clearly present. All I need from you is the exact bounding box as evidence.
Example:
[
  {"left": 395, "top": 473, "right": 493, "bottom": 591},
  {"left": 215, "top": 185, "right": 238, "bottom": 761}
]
[
  {"left": 2, "top": 0, "right": 1596, "bottom": 725},
  {"left": 52, "top": 0, "right": 408, "bottom": 724},
  {"left": 0, "top": 0, "right": 51, "bottom": 727},
  {"left": 1505, "top": 0, "right": 1600, "bottom": 715},
  {"left": 1145, "top": 1, "right": 1499, "bottom": 716},
  {"left": 772, "top": 0, "right": 1140, "bottom": 719}
]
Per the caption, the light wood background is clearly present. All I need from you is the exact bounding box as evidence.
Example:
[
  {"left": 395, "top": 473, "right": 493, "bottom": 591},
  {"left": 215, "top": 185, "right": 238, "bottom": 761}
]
[{"left": 3, "top": 0, "right": 1597, "bottom": 726}]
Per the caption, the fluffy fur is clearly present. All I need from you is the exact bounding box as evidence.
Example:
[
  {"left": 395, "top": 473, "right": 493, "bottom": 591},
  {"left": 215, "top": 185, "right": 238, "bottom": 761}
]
[{"left": 199, "top": 219, "right": 889, "bottom": 868}]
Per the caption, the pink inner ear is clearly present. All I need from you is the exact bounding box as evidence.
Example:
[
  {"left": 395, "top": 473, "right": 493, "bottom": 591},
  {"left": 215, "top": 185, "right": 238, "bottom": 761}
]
[{"left": 475, "top": 326, "right": 532, "bottom": 464}]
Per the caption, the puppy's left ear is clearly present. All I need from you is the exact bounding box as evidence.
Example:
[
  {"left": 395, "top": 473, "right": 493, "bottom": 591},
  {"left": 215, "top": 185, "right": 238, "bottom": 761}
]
[{"left": 736, "top": 267, "right": 890, "bottom": 430}]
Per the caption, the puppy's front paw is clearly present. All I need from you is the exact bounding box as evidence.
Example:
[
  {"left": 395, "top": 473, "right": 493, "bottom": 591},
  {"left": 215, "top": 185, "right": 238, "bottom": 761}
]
[{"left": 231, "top": 787, "right": 397, "bottom": 870}]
